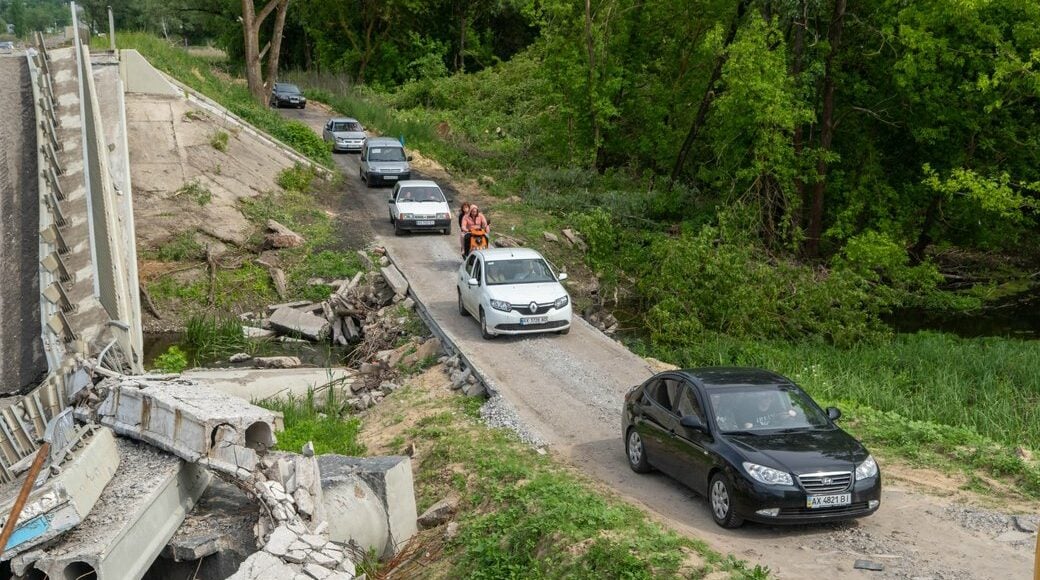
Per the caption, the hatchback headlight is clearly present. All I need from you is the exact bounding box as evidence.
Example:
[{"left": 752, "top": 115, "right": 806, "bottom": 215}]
[
  {"left": 554, "top": 295, "right": 569, "bottom": 309},
  {"left": 743, "top": 462, "right": 793, "bottom": 486},
  {"left": 400, "top": 213, "right": 414, "bottom": 220},
  {"left": 490, "top": 299, "right": 511, "bottom": 312},
  {"left": 855, "top": 455, "right": 878, "bottom": 480},
  {"left": 437, "top": 212, "right": 450, "bottom": 220}
]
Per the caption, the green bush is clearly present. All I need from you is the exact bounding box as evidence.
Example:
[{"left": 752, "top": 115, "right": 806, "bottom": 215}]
[
  {"left": 153, "top": 345, "right": 188, "bottom": 373},
  {"left": 210, "top": 130, "right": 230, "bottom": 152}
]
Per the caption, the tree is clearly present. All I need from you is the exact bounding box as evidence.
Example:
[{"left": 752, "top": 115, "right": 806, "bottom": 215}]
[{"left": 241, "top": 0, "right": 290, "bottom": 103}]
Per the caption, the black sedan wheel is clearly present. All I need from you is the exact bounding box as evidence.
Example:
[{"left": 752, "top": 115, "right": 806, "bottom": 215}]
[
  {"left": 709, "top": 473, "right": 744, "bottom": 528},
  {"left": 626, "top": 429, "right": 650, "bottom": 473}
]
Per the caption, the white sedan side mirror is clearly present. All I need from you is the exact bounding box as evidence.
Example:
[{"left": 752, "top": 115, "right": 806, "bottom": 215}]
[
  {"left": 467, "top": 278, "right": 479, "bottom": 287},
  {"left": 557, "top": 272, "right": 568, "bottom": 281}
]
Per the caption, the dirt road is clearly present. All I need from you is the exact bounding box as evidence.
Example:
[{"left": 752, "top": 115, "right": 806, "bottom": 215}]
[
  {"left": 278, "top": 105, "right": 1037, "bottom": 579},
  {"left": 0, "top": 56, "right": 46, "bottom": 393}
]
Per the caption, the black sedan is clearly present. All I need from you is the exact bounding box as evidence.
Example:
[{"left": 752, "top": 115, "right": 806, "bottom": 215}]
[
  {"left": 622, "top": 368, "right": 881, "bottom": 527},
  {"left": 270, "top": 82, "right": 306, "bottom": 109}
]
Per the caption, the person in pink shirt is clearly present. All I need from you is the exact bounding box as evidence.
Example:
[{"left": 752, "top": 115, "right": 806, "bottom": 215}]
[{"left": 461, "top": 204, "right": 490, "bottom": 257}]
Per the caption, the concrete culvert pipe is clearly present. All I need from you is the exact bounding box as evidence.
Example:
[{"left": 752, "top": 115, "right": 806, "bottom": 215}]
[
  {"left": 245, "top": 421, "right": 275, "bottom": 451},
  {"left": 62, "top": 561, "right": 97, "bottom": 580}
]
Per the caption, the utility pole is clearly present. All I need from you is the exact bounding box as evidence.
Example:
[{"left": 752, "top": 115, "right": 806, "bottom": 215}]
[{"left": 107, "top": 6, "right": 115, "bottom": 51}]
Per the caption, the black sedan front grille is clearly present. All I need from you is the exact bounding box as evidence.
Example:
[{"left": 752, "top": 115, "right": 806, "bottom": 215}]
[
  {"left": 797, "top": 471, "right": 852, "bottom": 493},
  {"left": 495, "top": 320, "right": 568, "bottom": 331},
  {"left": 779, "top": 501, "right": 871, "bottom": 517}
]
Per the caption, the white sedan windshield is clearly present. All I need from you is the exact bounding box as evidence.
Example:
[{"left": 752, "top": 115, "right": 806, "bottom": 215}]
[{"left": 485, "top": 259, "right": 556, "bottom": 285}]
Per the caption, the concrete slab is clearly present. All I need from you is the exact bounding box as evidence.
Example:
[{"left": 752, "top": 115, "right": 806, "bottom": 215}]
[
  {"left": 26, "top": 439, "right": 211, "bottom": 580},
  {"left": 317, "top": 455, "right": 417, "bottom": 558},
  {"left": 119, "top": 49, "right": 181, "bottom": 96},
  {"left": 162, "top": 477, "right": 256, "bottom": 564},
  {"left": 94, "top": 377, "right": 283, "bottom": 477},
  {"left": 182, "top": 367, "right": 356, "bottom": 403},
  {"left": 270, "top": 307, "right": 331, "bottom": 342},
  {"left": 0, "top": 426, "right": 119, "bottom": 560},
  {"left": 380, "top": 265, "right": 409, "bottom": 297}
]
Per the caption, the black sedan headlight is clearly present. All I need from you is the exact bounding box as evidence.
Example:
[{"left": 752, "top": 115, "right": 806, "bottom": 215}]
[
  {"left": 742, "top": 462, "right": 794, "bottom": 486},
  {"left": 855, "top": 455, "right": 878, "bottom": 480}
]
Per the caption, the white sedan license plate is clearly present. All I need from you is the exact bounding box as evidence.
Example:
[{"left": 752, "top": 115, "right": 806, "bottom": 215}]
[
  {"left": 520, "top": 316, "right": 549, "bottom": 326},
  {"left": 416, "top": 220, "right": 434, "bottom": 226},
  {"left": 806, "top": 493, "right": 851, "bottom": 509}
]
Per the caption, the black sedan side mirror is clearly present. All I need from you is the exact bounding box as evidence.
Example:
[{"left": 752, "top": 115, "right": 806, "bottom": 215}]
[
  {"left": 826, "top": 407, "right": 842, "bottom": 421},
  {"left": 680, "top": 415, "right": 707, "bottom": 433}
]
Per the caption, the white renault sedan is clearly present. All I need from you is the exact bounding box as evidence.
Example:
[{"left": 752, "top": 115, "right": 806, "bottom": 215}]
[
  {"left": 388, "top": 180, "right": 452, "bottom": 235},
  {"left": 457, "top": 248, "right": 572, "bottom": 338}
]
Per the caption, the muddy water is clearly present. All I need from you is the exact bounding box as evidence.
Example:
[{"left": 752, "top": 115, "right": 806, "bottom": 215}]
[
  {"left": 885, "top": 286, "right": 1040, "bottom": 339},
  {"left": 142, "top": 332, "right": 353, "bottom": 370}
]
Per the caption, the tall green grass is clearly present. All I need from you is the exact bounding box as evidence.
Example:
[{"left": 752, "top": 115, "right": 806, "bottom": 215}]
[
  {"left": 101, "top": 33, "right": 331, "bottom": 166},
  {"left": 259, "top": 388, "right": 365, "bottom": 456},
  {"left": 183, "top": 314, "right": 250, "bottom": 363},
  {"left": 644, "top": 331, "right": 1040, "bottom": 451}
]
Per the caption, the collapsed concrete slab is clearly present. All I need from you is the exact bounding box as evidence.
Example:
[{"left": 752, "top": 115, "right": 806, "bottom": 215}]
[
  {"left": 89, "top": 377, "right": 283, "bottom": 478},
  {"left": 270, "top": 306, "right": 332, "bottom": 342},
  {"left": 161, "top": 477, "right": 256, "bottom": 565},
  {"left": 317, "top": 455, "right": 418, "bottom": 558},
  {"left": 182, "top": 368, "right": 357, "bottom": 404},
  {"left": 0, "top": 425, "right": 118, "bottom": 559},
  {"left": 380, "top": 265, "right": 409, "bottom": 297},
  {"left": 19, "top": 439, "right": 211, "bottom": 580}
]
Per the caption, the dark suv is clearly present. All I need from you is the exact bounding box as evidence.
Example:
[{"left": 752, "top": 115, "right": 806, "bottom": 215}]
[{"left": 270, "top": 83, "right": 306, "bottom": 109}]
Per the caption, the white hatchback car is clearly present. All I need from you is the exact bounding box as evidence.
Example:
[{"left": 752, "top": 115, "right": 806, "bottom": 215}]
[
  {"left": 388, "top": 180, "right": 452, "bottom": 235},
  {"left": 457, "top": 248, "right": 572, "bottom": 338}
]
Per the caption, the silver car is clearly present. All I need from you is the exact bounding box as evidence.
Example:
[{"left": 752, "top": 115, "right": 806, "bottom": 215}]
[
  {"left": 360, "top": 137, "right": 412, "bottom": 187},
  {"left": 322, "top": 117, "right": 366, "bottom": 153}
]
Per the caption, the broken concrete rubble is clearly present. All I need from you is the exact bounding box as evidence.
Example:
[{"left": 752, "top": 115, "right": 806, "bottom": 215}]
[
  {"left": 88, "top": 376, "right": 283, "bottom": 477},
  {"left": 266, "top": 219, "right": 306, "bottom": 249},
  {"left": 270, "top": 306, "right": 332, "bottom": 342}
]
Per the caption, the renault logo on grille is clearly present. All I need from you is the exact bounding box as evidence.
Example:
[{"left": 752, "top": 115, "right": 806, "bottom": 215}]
[
  {"left": 822, "top": 477, "right": 833, "bottom": 485},
  {"left": 529, "top": 302, "right": 538, "bottom": 313}
]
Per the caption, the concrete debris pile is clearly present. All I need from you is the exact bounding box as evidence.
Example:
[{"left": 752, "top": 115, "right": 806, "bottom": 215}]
[
  {"left": 442, "top": 355, "right": 487, "bottom": 398},
  {"left": 583, "top": 305, "right": 619, "bottom": 335},
  {"left": 0, "top": 368, "right": 419, "bottom": 579},
  {"left": 238, "top": 249, "right": 414, "bottom": 355}
]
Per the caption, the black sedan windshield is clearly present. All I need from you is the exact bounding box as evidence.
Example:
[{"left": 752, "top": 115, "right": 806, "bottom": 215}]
[
  {"left": 278, "top": 84, "right": 302, "bottom": 94},
  {"left": 708, "top": 385, "right": 831, "bottom": 433},
  {"left": 485, "top": 259, "right": 556, "bottom": 285}
]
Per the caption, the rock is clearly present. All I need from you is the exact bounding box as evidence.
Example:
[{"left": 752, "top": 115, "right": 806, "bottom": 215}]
[
  {"left": 359, "top": 362, "right": 382, "bottom": 376},
  {"left": 372, "top": 246, "right": 387, "bottom": 256},
  {"left": 302, "top": 534, "right": 327, "bottom": 549},
  {"left": 285, "top": 549, "right": 308, "bottom": 564},
  {"left": 229, "top": 352, "right": 252, "bottom": 363},
  {"left": 266, "top": 219, "right": 305, "bottom": 249},
  {"left": 853, "top": 560, "right": 884, "bottom": 571},
  {"left": 463, "top": 381, "right": 486, "bottom": 398},
  {"left": 302, "top": 441, "right": 315, "bottom": 457},
  {"left": 417, "top": 497, "right": 459, "bottom": 529},
  {"left": 308, "top": 550, "right": 339, "bottom": 568},
  {"left": 444, "top": 521, "right": 459, "bottom": 541},
  {"left": 264, "top": 525, "right": 297, "bottom": 557},
  {"left": 378, "top": 256, "right": 390, "bottom": 267},
  {"left": 542, "top": 231, "right": 559, "bottom": 242},
  {"left": 303, "top": 564, "right": 332, "bottom": 580},
  {"left": 242, "top": 326, "right": 276, "bottom": 339},
  {"left": 995, "top": 530, "right": 1035, "bottom": 543},
  {"left": 561, "top": 228, "right": 587, "bottom": 250},
  {"left": 1013, "top": 515, "right": 1038, "bottom": 533},
  {"left": 254, "top": 356, "right": 302, "bottom": 369},
  {"left": 412, "top": 337, "right": 443, "bottom": 362},
  {"left": 295, "top": 488, "right": 315, "bottom": 518},
  {"left": 379, "top": 381, "right": 399, "bottom": 395},
  {"left": 401, "top": 297, "right": 415, "bottom": 310},
  {"left": 229, "top": 551, "right": 297, "bottom": 579}
]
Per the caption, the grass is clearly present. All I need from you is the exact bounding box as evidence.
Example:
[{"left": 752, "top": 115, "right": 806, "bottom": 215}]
[
  {"left": 384, "top": 374, "right": 767, "bottom": 579},
  {"left": 176, "top": 179, "right": 212, "bottom": 206},
  {"left": 210, "top": 129, "right": 230, "bottom": 152},
  {"left": 156, "top": 230, "right": 204, "bottom": 262},
  {"left": 153, "top": 345, "right": 188, "bottom": 373},
  {"left": 260, "top": 388, "right": 366, "bottom": 457},
  {"left": 182, "top": 314, "right": 250, "bottom": 363},
  {"left": 101, "top": 33, "right": 332, "bottom": 167}
]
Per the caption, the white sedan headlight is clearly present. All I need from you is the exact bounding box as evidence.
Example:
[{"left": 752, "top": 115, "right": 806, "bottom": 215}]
[
  {"left": 490, "top": 299, "right": 511, "bottom": 312},
  {"left": 554, "top": 295, "right": 569, "bottom": 309},
  {"left": 855, "top": 455, "right": 878, "bottom": 480},
  {"left": 743, "top": 462, "right": 793, "bottom": 486}
]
